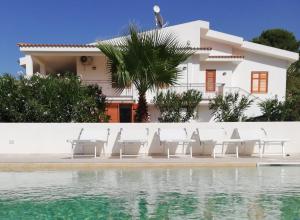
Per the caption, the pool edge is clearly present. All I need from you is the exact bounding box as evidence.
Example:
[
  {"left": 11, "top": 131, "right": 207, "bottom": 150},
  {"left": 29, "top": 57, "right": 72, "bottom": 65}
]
[{"left": 0, "top": 162, "right": 258, "bottom": 171}]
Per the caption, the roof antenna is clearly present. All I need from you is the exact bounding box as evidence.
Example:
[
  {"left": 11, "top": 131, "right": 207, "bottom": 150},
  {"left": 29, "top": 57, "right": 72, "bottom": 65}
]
[{"left": 153, "top": 5, "right": 168, "bottom": 28}]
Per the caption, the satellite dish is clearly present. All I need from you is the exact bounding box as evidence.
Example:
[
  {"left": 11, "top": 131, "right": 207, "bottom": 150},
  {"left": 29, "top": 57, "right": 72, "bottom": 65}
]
[
  {"left": 153, "top": 5, "right": 168, "bottom": 29},
  {"left": 153, "top": 5, "right": 160, "bottom": 13}
]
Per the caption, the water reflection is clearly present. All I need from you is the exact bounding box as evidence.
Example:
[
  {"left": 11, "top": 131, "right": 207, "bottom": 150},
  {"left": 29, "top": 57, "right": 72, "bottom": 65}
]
[{"left": 0, "top": 167, "right": 299, "bottom": 219}]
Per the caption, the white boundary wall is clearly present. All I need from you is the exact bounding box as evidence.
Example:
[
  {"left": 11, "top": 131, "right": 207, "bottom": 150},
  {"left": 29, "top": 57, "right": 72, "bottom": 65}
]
[{"left": 0, "top": 122, "right": 299, "bottom": 156}]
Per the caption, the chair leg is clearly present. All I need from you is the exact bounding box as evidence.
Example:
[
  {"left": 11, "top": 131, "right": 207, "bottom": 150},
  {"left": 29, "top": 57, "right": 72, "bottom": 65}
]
[
  {"left": 236, "top": 144, "right": 239, "bottom": 158},
  {"left": 71, "top": 144, "right": 74, "bottom": 159},
  {"left": 142, "top": 143, "right": 144, "bottom": 158},
  {"left": 167, "top": 147, "right": 170, "bottom": 159},
  {"left": 221, "top": 143, "right": 224, "bottom": 156},
  {"left": 145, "top": 142, "right": 148, "bottom": 158},
  {"left": 94, "top": 145, "right": 97, "bottom": 158},
  {"left": 213, "top": 147, "right": 216, "bottom": 159},
  {"left": 103, "top": 143, "right": 106, "bottom": 158},
  {"left": 259, "top": 142, "right": 262, "bottom": 159},
  {"left": 190, "top": 145, "right": 193, "bottom": 158},
  {"left": 282, "top": 142, "right": 286, "bottom": 158}
]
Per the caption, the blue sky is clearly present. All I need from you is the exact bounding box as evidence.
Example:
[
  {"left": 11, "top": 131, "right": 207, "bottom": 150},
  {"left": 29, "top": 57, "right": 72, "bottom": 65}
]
[{"left": 0, "top": 0, "right": 299, "bottom": 74}]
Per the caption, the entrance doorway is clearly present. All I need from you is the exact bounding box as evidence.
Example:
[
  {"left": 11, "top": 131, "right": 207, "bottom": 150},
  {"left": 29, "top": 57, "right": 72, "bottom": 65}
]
[
  {"left": 106, "top": 103, "right": 137, "bottom": 122},
  {"left": 119, "top": 104, "right": 132, "bottom": 122}
]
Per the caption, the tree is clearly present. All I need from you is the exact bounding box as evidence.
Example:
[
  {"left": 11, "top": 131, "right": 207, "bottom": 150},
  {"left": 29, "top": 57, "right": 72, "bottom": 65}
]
[
  {"left": 209, "top": 92, "right": 253, "bottom": 122},
  {"left": 252, "top": 29, "right": 299, "bottom": 52},
  {"left": 0, "top": 73, "right": 109, "bottom": 122},
  {"left": 97, "top": 25, "right": 194, "bottom": 122},
  {"left": 154, "top": 89, "right": 202, "bottom": 122}
]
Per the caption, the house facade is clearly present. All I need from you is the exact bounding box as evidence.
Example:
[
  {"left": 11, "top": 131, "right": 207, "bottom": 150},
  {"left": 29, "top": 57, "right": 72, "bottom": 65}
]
[{"left": 18, "top": 20, "right": 299, "bottom": 122}]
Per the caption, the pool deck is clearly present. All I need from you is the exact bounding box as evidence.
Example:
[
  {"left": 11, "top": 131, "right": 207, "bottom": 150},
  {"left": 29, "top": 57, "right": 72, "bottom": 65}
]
[{"left": 1, "top": 154, "right": 300, "bottom": 171}]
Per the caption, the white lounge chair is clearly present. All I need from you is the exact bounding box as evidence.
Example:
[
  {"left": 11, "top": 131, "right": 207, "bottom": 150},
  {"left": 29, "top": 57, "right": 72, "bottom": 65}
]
[
  {"left": 258, "top": 128, "right": 288, "bottom": 158},
  {"left": 118, "top": 128, "right": 149, "bottom": 159},
  {"left": 196, "top": 128, "right": 234, "bottom": 158},
  {"left": 196, "top": 128, "right": 244, "bottom": 158},
  {"left": 67, "top": 128, "right": 110, "bottom": 158},
  {"left": 158, "top": 128, "right": 195, "bottom": 158},
  {"left": 233, "top": 128, "right": 263, "bottom": 158}
]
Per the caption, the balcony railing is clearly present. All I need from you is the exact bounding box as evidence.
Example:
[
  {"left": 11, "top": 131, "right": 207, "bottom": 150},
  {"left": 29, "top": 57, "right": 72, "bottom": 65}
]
[
  {"left": 82, "top": 80, "right": 134, "bottom": 98},
  {"left": 82, "top": 79, "right": 266, "bottom": 103},
  {"left": 158, "top": 83, "right": 225, "bottom": 100}
]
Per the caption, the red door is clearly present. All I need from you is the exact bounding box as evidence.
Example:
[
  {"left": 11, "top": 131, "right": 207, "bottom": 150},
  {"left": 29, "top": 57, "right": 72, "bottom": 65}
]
[{"left": 106, "top": 103, "right": 119, "bottom": 122}]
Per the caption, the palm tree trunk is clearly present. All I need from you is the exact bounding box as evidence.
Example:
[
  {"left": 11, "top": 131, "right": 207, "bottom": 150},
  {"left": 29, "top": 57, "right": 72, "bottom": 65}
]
[{"left": 135, "top": 91, "right": 148, "bottom": 122}]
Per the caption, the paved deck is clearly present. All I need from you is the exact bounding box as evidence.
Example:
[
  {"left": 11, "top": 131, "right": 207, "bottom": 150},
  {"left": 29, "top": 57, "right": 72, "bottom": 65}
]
[{"left": 1, "top": 154, "right": 300, "bottom": 171}]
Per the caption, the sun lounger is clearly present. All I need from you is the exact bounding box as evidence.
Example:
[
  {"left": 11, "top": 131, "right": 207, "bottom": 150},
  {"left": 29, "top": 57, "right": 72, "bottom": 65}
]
[
  {"left": 118, "top": 128, "right": 149, "bottom": 159},
  {"left": 260, "top": 128, "right": 288, "bottom": 158},
  {"left": 67, "top": 128, "right": 110, "bottom": 158},
  {"left": 158, "top": 128, "right": 195, "bottom": 158},
  {"left": 215, "top": 128, "right": 288, "bottom": 158},
  {"left": 233, "top": 128, "right": 263, "bottom": 158},
  {"left": 196, "top": 128, "right": 242, "bottom": 158}
]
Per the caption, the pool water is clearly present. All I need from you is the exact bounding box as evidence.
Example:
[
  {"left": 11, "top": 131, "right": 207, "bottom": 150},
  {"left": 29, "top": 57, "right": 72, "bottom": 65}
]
[{"left": 0, "top": 167, "right": 299, "bottom": 219}]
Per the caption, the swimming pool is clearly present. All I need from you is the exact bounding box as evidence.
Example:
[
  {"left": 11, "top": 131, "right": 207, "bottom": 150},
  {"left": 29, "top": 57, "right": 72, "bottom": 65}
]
[{"left": 0, "top": 167, "right": 299, "bottom": 219}]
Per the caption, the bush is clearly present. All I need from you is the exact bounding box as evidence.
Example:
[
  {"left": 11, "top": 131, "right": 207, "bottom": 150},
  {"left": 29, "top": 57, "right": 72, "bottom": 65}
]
[
  {"left": 209, "top": 92, "right": 253, "bottom": 122},
  {"left": 0, "top": 73, "right": 109, "bottom": 122},
  {"left": 154, "top": 89, "right": 202, "bottom": 122},
  {"left": 257, "top": 98, "right": 283, "bottom": 121},
  {"left": 257, "top": 97, "right": 298, "bottom": 121}
]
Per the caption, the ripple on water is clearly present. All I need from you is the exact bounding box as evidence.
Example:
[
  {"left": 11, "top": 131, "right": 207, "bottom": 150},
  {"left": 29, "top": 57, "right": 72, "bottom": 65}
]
[{"left": 0, "top": 167, "right": 299, "bottom": 219}]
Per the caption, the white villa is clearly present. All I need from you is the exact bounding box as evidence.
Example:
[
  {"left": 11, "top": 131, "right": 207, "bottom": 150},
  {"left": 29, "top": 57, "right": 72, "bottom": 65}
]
[{"left": 18, "top": 20, "right": 299, "bottom": 122}]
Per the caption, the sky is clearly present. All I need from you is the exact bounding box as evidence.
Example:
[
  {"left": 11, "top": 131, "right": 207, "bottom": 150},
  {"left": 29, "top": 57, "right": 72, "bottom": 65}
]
[{"left": 0, "top": 0, "right": 299, "bottom": 74}]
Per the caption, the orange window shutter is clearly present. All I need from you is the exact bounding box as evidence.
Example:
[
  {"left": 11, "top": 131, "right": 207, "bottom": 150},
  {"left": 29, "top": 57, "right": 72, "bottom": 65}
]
[
  {"left": 252, "top": 79, "right": 259, "bottom": 92},
  {"left": 251, "top": 71, "right": 268, "bottom": 93}
]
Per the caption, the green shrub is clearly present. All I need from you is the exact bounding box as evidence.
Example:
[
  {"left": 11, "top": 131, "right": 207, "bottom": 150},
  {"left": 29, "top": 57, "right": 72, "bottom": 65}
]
[
  {"left": 257, "top": 97, "right": 298, "bottom": 121},
  {"left": 154, "top": 89, "right": 202, "bottom": 122},
  {"left": 209, "top": 92, "right": 253, "bottom": 122},
  {"left": 0, "top": 73, "right": 109, "bottom": 122}
]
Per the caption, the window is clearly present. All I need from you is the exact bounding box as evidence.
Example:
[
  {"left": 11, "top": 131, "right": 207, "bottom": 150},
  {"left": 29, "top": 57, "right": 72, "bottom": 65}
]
[{"left": 251, "top": 71, "right": 268, "bottom": 93}]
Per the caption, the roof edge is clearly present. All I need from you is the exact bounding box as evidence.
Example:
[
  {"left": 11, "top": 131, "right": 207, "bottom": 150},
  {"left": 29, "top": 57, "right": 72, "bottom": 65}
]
[
  {"left": 17, "top": 43, "right": 97, "bottom": 48},
  {"left": 17, "top": 43, "right": 212, "bottom": 51},
  {"left": 242, "top": 41, "right": 299, "bottom": 62}
]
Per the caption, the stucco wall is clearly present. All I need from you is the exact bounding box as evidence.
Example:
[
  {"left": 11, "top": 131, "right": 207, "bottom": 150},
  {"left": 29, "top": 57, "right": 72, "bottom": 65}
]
[
  {"left": 232, "top": 51, "right": 288, "bottom": 101},
  {"left": 0, "top": 123, "right": 299, "bottom": 156},
  {"left": 201, "top": 39, "right": 233, "bottom": 56},
  {"left": 199, "top": 62, "right": 236, "bottom": 87},
  {"left": 77, "top": 56, "right": 108, "bottom": 81}
]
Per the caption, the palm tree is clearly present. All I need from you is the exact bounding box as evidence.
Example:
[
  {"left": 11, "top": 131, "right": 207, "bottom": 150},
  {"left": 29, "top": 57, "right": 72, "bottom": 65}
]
[{"left": 97, "top": 25, "right": 194, "bottom": 122}]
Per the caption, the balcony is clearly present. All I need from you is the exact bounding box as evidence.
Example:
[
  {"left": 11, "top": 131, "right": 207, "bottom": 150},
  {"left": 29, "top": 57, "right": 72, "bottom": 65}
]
[
  {"left": 82, "top": 80, "right": 261, "bottom": 103},
  {"left": 82, "top": 80, "right": 135, "bottom": 101},
  {"left": 158, "top": 83, "right": 225, "bottom": 100},
  {"left": 83, "top": 80, "right": 227, "bottom": 101}
]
